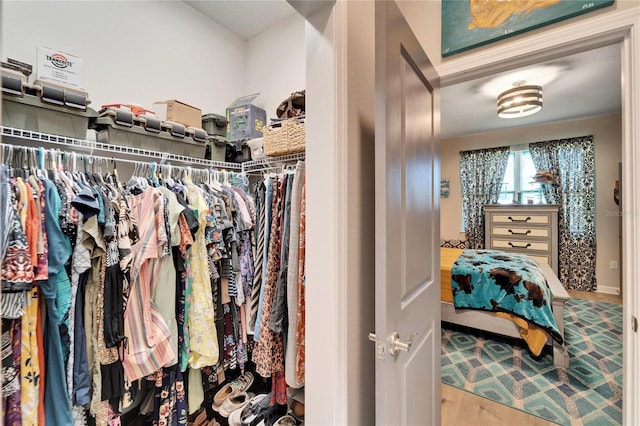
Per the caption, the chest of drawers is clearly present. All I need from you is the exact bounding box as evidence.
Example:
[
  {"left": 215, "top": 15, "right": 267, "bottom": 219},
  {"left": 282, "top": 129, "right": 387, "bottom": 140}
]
[{"left": 484, "top": 204, "right": 559, "bottom": 275}]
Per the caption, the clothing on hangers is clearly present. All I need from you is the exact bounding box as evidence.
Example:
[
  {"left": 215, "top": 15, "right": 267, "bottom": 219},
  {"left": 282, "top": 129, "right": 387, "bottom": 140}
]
[{"left": 1, "top": 142, "right": 306, "bottom": 425}]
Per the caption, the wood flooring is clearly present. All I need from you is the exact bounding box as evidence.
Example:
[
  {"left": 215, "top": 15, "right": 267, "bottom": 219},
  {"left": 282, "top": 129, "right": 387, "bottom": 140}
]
[{"left": 441, "top": 289, "right": 622, "bottom": 426}]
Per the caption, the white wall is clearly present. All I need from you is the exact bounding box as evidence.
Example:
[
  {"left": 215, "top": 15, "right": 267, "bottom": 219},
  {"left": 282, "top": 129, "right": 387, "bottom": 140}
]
[
  {"left": 1, "top": 1, "right": 246, "bottom": 118},
  {"left": 245, "top": 12, "right": 306, "bottom": 121},
  {"left": 1, "top": 1, "right": 307, "bottom": 139},
  {"left": 441, "top": 113, "right": 623, "bottom": 293}
]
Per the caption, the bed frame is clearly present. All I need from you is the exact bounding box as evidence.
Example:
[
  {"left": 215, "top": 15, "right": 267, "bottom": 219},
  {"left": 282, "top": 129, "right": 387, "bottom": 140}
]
[{"left": 441, "top": 263, "right": 570, "bottom": 368}]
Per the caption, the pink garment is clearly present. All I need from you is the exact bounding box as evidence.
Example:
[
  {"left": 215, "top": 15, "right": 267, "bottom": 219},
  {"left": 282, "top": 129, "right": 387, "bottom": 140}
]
[{"left": 123, "top": 188, "right": 175, "bottom": 381}]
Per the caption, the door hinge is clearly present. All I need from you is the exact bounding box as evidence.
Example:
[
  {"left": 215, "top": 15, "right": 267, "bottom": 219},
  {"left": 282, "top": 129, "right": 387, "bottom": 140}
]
[{"left": 633, "top": 316, "right": 638, "bottom": 333}]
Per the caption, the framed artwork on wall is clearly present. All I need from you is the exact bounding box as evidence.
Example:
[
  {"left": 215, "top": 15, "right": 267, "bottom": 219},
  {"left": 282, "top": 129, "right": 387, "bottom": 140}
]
[
  {"left": 441, "top": 0, "right": 615, "bottom": 57},
  {"left": 441, "top": 179, "right": 450, "bottom": 198}
]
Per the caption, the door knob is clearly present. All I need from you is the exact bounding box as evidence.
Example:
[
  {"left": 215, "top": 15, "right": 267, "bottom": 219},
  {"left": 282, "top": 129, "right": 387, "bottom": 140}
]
[
  {"left": 389, "top": 331, "right": 413, "bottom": 356},
  {"left": 369, "top": 332, "right": 414, "bottom": 358}
]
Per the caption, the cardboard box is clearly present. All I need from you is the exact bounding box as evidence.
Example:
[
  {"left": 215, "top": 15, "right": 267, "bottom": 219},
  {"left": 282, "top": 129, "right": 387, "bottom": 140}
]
[
  {"left": 226, "top": 93, "right": 266, "bottom": 141},
  {"left": 153, "top": 100, "right": 202, "bottom": 128},
  {"left": 36, "top": 46, "right": 82, "bottom": 88}
]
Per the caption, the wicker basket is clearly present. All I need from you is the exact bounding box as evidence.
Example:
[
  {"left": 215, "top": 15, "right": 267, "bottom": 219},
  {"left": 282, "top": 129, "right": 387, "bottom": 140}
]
[{"left": 263, "top": 118, "right": 306, "bottom": 157}]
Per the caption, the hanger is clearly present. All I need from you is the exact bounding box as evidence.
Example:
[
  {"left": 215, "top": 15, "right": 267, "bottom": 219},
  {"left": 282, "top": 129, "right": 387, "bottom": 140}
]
[
  {"left": 35, "top": 148, "right": 46, "bottom": 180},
  {"left": 110, "top": 157, "right": 119, "bottom": 184},
  {"left": 208, "top": 169, "right": 223, "bottom": 192},
  {"left": 150, "top": 162, "right": 160, "bottom": 187},
  {"left": 163, "top": 164, "right": 175, "bottom": 188},
  {"left": 4, "top": 145, "right": 15, "bottom": 178}
]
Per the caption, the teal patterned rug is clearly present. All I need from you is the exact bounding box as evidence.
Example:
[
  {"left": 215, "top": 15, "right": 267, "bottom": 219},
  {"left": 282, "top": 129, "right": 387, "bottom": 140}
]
[{"left": 441, "top": 299, "right": 622, "bottom": 425}]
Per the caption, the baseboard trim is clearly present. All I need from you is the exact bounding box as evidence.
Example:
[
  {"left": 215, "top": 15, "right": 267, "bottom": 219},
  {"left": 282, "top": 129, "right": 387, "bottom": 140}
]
[{"left": 597, "top": 285, "right": 620, "bottom": 295}]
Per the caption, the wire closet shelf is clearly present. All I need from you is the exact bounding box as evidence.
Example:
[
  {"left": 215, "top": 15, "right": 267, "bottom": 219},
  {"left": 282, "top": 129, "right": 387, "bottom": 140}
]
[{"left": 0, "top": 126, "right": 305, "bottom": 173}]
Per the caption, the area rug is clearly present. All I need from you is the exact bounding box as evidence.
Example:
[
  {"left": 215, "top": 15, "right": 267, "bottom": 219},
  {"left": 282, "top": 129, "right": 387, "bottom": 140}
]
[{"left": 441, "top": 299, "right": 622, "bottom": 426}]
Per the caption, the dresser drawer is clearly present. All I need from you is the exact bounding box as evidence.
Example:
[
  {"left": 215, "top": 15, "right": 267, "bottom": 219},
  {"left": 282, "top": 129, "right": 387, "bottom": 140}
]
[
  {"left": 491, "top": 239, "right": 550, "bottom": 252},
  {"left": 485, "top": 204, "right": 559, "bottom": 276},
  {"left": 527, "top": 254, "right": 551, "bottom": 266},
  {"left": 490, "top": 213, "right": 550, "bottom": 226},
  {"left": 490, "top": 227, "right": 550, "bottom": 238},
  {"left": 491, "top": 250, "right": 551, "bottom": 267}
]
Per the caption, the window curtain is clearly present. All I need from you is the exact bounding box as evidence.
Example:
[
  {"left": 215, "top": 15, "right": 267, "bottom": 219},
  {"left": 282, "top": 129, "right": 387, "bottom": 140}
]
[
  {"left": 460, "top": 146, "right": 510, "bottom": 249},
  {"left": 529, "top": 135, "right": 597, "bottom": 291}
]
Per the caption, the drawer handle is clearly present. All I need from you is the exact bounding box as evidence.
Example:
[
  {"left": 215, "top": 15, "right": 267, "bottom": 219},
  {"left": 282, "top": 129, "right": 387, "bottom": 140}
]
[
  {"left": 508, "top": 242, "right": 532, "bottom": 249},
  {"left": 507, "top": 216, "right": 531, "bottom": 223},
  {"left": 508, "top": 229, "right": 531, "bottom": 236}
]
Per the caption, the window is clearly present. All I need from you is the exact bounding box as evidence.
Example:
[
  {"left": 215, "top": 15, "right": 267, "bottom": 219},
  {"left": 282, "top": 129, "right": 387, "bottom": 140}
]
[{"left": 497, "top": 150, "right": 546, "bottom": 204}]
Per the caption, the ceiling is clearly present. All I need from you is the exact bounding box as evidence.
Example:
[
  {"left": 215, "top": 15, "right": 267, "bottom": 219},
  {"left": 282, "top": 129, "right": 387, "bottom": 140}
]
[
  {"left": 184, "top": 1, "right": 622, "bottom": 140},
  {"left": 440, "top": 43, "right": 622, "bottom": 139},
  {"left": 184, "top": 0, "right": 297, "bottom": 40}
]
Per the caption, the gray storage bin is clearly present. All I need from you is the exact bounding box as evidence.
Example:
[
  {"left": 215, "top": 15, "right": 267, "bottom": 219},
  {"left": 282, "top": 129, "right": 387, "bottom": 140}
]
[
  {"left": 202, "top": 113, "right": 227, "bottom": 137},
  {"left": 206, "top": 135, "right": 227, "bottom": 162},
  {"left": 2, "top": 93, "right": 97, "bottom": 139},
  {"left": 93, "top": 116, "right": 207, "bottom": 158}
]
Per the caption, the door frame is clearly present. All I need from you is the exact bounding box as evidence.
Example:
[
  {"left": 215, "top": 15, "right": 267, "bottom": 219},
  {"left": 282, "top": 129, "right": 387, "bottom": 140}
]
[
  {"left": 297, "top": 1, "right": 640, "bottom": 425},
  {"left": 436, "top": 7, "right": 640, "bottom": 425}
]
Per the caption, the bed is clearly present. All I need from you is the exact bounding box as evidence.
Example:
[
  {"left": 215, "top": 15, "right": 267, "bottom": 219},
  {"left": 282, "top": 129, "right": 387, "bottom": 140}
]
[{"left": 441, "top": 248, "right": 570, "bottom": 368}]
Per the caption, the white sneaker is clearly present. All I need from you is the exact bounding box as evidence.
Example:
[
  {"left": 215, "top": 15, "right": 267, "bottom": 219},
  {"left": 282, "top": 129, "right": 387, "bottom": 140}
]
[
  {"left": 228, "top": 393, "right": 268, "bottom": 426},
  {"left": 273, "top": 415, "right": 297, "bottom": 426},
  {"left": 219, "top": 391, "right": 254, "bottom": 418}
]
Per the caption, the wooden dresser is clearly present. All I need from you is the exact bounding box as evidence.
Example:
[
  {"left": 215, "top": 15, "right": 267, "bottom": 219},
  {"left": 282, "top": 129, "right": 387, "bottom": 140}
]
[{"left": 484, "top": 204, "right": 559, "bottom": 275}]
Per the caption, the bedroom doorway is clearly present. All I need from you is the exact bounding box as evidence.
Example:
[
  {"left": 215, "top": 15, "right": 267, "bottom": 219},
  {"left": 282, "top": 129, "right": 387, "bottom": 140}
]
[{"left": 437, "top": 9, "right": 639, "bottom": 425}]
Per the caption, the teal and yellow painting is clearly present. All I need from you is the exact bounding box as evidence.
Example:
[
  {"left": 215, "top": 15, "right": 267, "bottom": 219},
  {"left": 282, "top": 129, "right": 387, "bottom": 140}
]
[{"left": 442, "top": 0, "right": 615, "bottom": 57}]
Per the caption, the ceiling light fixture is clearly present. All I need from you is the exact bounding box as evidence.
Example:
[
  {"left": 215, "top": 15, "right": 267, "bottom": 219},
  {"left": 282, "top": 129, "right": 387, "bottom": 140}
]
[{"left": 497, "top": 80, "right": 543, "bottom": 119}]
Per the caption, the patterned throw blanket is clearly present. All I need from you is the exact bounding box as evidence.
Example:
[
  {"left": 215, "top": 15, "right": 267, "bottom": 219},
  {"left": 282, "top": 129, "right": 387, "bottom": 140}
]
[{"left": 451, "top": 249, "right": 562, "bottom": 343}]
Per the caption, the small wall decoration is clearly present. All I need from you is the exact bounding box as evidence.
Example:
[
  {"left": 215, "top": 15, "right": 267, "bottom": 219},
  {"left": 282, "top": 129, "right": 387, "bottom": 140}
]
[
  {"left": 441, "top": 0, "right": 615, "bottom": 57},
  {"left": 441, "top": 179, "right": 450, "bottom": 198}
]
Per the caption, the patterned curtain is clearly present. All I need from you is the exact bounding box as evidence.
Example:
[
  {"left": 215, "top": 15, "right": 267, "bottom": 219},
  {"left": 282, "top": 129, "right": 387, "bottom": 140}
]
[
  {"left": 529, "top": 135, "right": 597, "bottom": 291},
  {"left": 460, "top": 146, "right": 510, "bottom": 249}
]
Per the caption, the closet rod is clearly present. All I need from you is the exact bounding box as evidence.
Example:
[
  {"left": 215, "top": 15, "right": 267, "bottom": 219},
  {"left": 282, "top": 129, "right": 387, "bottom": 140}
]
[
  {"left": 1, "top": 142, "right": 206, "bottom": 172},
  {"left": 0, "top": 126, "right": 241, "bottom": 170},
  {"left": 242, "top": 152, "right": 305, "bottom": 173}
]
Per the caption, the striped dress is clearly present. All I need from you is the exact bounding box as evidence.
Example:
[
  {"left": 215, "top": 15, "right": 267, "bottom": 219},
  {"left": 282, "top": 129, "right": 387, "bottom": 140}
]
[{"left": 123, "top": 187, "right": 175, "bottom": 381}]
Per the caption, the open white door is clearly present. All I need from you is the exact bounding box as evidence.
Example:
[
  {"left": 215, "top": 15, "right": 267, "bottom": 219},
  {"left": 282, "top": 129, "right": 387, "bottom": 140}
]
[{"left": 371, "top": 1, "right": 441, "bottom": 424}]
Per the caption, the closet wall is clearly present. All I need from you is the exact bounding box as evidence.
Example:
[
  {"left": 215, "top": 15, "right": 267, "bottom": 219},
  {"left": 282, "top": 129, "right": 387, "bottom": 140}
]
[
  {"left": 1, "top": 1, "right": 306, "bottom": 135},
  {"left": 440, "top": 113, "right": 623, "bottom": 294},
  {"left": 245, "top": 12, "right": 306, "bottom": 120}
]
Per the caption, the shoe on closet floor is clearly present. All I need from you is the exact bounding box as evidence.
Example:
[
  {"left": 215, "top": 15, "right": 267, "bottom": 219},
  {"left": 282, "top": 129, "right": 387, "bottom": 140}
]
[
  {"left": 272, "top": 415, "right": 297, "bottom": 426},
  {"left": 261, "top": 403, "right": 288, "bottom": 426},
  {"left": 236, "top": 393, "right": 271, "bottom": 426},
  {"left": 213, "top": 371, "right": 255, "bottom": 411},
  {"left": 219, "top": 391, "right": 254, "bottom": 417},
  {"left": 187, "top": 406, "right": 208, "bottom": 426},
  {"left": 289, "top": 400, "right": 304, "bottom": 421}
]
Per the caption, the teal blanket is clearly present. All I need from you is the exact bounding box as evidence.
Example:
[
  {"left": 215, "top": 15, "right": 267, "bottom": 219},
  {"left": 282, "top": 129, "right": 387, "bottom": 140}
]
[{"left": 451, "top": 249, "right": 562, "bottom": 343}]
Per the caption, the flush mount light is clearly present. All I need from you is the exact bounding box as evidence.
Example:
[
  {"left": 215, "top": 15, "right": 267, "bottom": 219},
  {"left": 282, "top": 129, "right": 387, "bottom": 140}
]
[{"left": 497, "top": 81, "right": 543, "bottom": 119}]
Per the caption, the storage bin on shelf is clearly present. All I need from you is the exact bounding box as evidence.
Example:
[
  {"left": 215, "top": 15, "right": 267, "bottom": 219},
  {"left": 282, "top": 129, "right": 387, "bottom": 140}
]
[
  {"left": 225, "top": 140, "right": 252, "bottom": 163},
  {"left": 202, "top": 113, "right": 228, "bottom": 137},
  {"left": 262, "top": 117, "right": 305, "bottom": 157},
  {"left": 1, "top": 71, "right": 97, "bottom": 139},
  {"left": 247, "top": 137, "right": 266, "bottom": 160},
  {"left": 92, "top": 107, "right": 208, "bottom": 158},
  {"left": 206, "top": 134, "right": 227, "bottom": 162}
]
